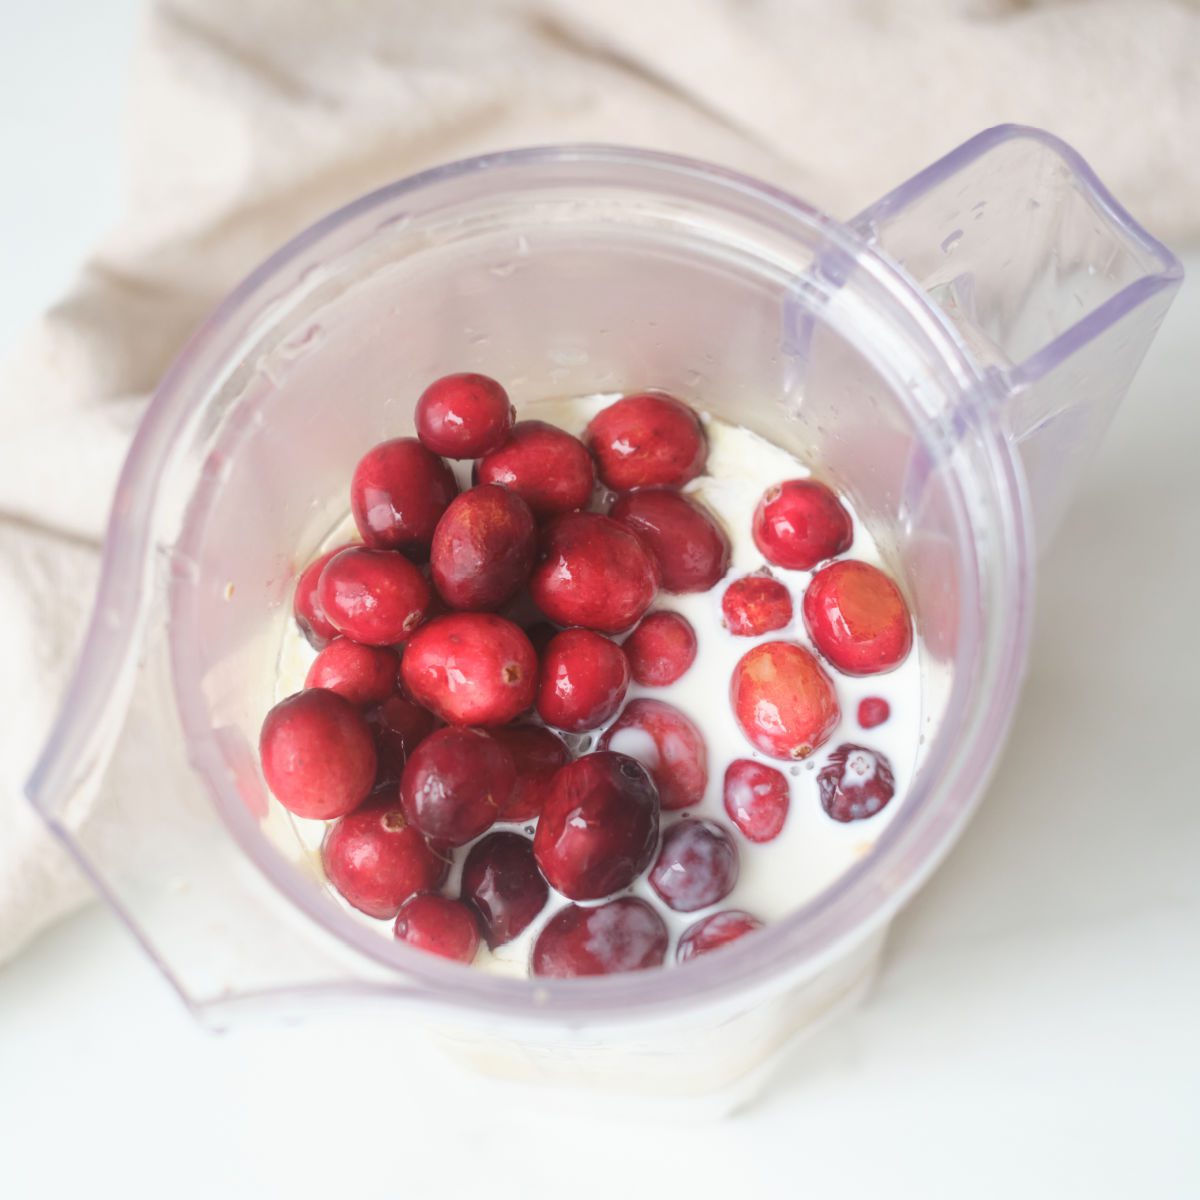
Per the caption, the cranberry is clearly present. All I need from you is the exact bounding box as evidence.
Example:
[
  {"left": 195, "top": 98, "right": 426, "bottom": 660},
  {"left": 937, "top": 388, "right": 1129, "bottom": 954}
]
[
  {"left": 609, "top": 490, "right": 730, "bottom": 593},
  {"left": 401, "top": 613, "right": 537, "bottom": 726},
  {"left": 393, "top": 894, "right": 480, "bottom": 963},
  {"left": 530, "top": 512, "right": 659, "bottom": 633},
  {"left": 599, "top": 698, "right": 707, "bottom": 811},
  {"left": 818, "top": 743, "right": 897, "bottom": 822},
  {"left": 305, "top": 638, "right": 399, "bottom": 707},
  {"left": 531, "top": 898, "right": 668, "bottom": 978},
  {"left": 803, "top": 560, "right": 913, "bottom": 675},
  {"left": 523, "top": 620, "right": 559, "bottom": 656},
  {"left": 730, "top": 641, "right": 840, "bottom": 760},
  {"left": 317, "top": 546, "right": 433, "bottom": 646},
  {"left": 858, "top": 696, "right": 891, "bottom": 729},
  {"left": 321, "top": 789, "right": 448, "bottom": 918},
  {"left": 624, "top": 611, "right": 697, "bottom": 687},
  {"left": 677, "top": 910, "right": 763, "bottom": 963},
  {"left": 400, "top": 726, "right": 514, "bottom": 845},
  {"left": 752, "top": 479, "right": 853, "bottom": 570},
  {"left": 430, "top": 485, "right": 536, "bottom": 611},
  {"left": 366, "top": 693, "right": 439, "bottom": 782},
  {"left": 533, "top": 752, "right": 659, "bottom": 901},
  {"left": 723, "top": 758, "right": 790, "bottom": 843},
  {"left": 415, "top": 373, "right": 514, "bottom": 459},
  {"left": 293, "top": 544, "right": 354, "bottom": 648},
  {"left": 476, "top": 420, "right": 595, "bottom": 518},
  {"left": 536, "top": 628, "right": 630, "bottom": 733},
  {"left": 649, "top": 819, "right": 738, "bottom": 912},
  {"left": 721, "top": 574, "right": 794, "bottom": 636},
  {"left": 461, "top": 832, "right": 548, "bottom": 947},
  {"left": 488, "top": 725, "right": 570, "bottom": 821},
  {"left": 259, "top": 689, "right": 376, "bottom": 819},
  {"left": 350, "top": 437, "right": 458, "bottom": 556},
  {"left": 584, "top": 392, "right": 706, "bottom": 490}
]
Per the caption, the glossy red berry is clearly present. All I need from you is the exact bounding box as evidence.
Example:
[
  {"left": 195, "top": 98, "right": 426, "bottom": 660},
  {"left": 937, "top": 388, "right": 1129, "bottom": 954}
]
[
  {"left": 623, "top": 611, "right": 697, "bottom": 687},
  {"left": 532, "top": 752, "right": 659, "bottom": 901},
  {"left": 305, "top": 638, "right": 400, "bottom": 707},
  {"left": 321, "top": 789, "right": 448, "bottom": 918},
  {"left": 430, "top": 485, "right": 536, "bottom": 611},
  {"left": 730, "top": 641, "right": 840, "bottom": 760},
  {"left": 803, "top": 560, "right": 913, "bottom": 675},
  {"left": 723, "top": 758, "right": 790, "bottom": 843},
  {"left": 752, "top": 479, "right": 853, "bottom": 570},
  {"left": 649, "top": 819, "right": 738, "bottom": 912},
  {"left": 530, "top": 512, "right": 659, "bottom": 634},
  {"left": 460, "top": 832, "right": 548, "bottom": 947},
  {"left": 415, "top": 373, "right": 514, "bottom": 459},
  {"left": 293, "top": 544, "right": 355, "bottom": 648},
  {"left": 857, "top": 696, "right": 891, "bottom": 729},
  {"left": 609, "top": 489, "right": 730, "bottom": 593},
  {"left": 677, "top": 910, "right": 763, "bottom": 963},
  {"left": 350, "top": 437, "right": 458, "bottom": 556},
  {"left": 401, "top": 613, "right": 537, "bottom": 726},
  {"left": 317, "top": 546, "right": 433, "bottom": 646},
  {"left": 259, "top": 689, "right": 376, "bottom": 819},
  {"left": 393, "top": 894, "right": 480, "bottom": 963},
  {"left": 531, "top": 898, "right": 668, "bottom": 978},
  {"left": 399, "top": 726, "right": 514, "bottom": 845},
  {"left": 818, "top": 743, "right": 897, "bottom": 822},
  {"left": 584, "top": 392, "right": 706, "bottom": 490},
  {"left": 488, "top": 725, "right": 570, "bottom": 821},
  {"left": 721, "top": 574, "right": 793, "bottom": 636},
  {"left": 476, "top": 420, "right": 595, "bottom": 518},
  {"left": 599, "top": 698, "right": 708, "bottom": 811},
  {"left": 366, "top": 693, "right": 439, "bottom": 782},
  {"left": 535, "top": 628, "right": 630, "bottom": 733}
]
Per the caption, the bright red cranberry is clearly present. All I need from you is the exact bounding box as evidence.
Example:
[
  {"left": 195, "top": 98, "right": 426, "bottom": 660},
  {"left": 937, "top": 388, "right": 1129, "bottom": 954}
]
[
  {"left": 752, "top": 479, "right": 853, "bottom": 570},
  {"left": 476, "top": 420, "right": 595, "bottom": 519},
  {"left": 599, "top": 698, "right": 707, "bottom": 811},
  {"left": 818, "top": 744, "right": 897, "bottom": 822},
  {"left": 730, "top": 641, "right": 840, "bottom": 760},
  {"left": 350, "top": 437, "right": 458, "bottom": 556},
  {"left": 803, "top": 560, "right": 913, "bottom": 675},
  {"left": 259, "top": 689, "right": 376, "bottom": 819},
  {"left": 624, "top": 611, "right": 697, "bottom": 687},
  {"left": 531, "top": 898, "right": 668, "bottom": 978},
  {"left": 649, "top": 819, "right": 738, "bottom": 912},
  {"left": 321, "top": 788, "right": 448, "bottom": 918},
  {"left": 723, "top": 759, "right": 790, "bottom": 843},
  {"left": 393, "top": 894, "right": 480, "bottom": 963},
  {"left": 584, "top": 392, "right": 706, "bottom": 490},
  {"left": 305, "top": 638, "right": 399, "bottom": 708},
  {"left": 609, "top": 490, "right": 730, "bottom": 593},
  {"left": 317, "top": 546, "right": 432, "bottom": 646},
  {"left": 858, "top": 696, "right": 891, "bottom": 729},
  {"left": 461, "top": 832, "right": 548, "bottom": 947},
  {"left": 400, "top": 726, "right": 514, "bottom": 845},
  {"left": 676, "top": 910, "right": 763, "bottom": 963},
  {"left": 530, "top": 512, "right": 659, "bottom": 634},
  {"left": 430, "top": 485, "right": 536, "bottom": 611},
  {"left": 366, "top": 693, "right": 439, "bottom": 782},
  {"left": 533, "top": 752, "right": 659, "bottom": 901},
  {"left": 401, "top": 613, "right": 537, "bottom": 726},
  {"left": 415, "top": 373, "right": 514, "bottom": 459},
  {"left": 536, "top": 628, "right": 630, "bottom": 733},
  {"left": 488, "top": 725, "right": 570, "bottom": 821},
  {"left": 721, "top": 574, "right": 793, "bottom": 636},
  {"left": 293, "top": 544, "right": 354, "bottom": 648}
]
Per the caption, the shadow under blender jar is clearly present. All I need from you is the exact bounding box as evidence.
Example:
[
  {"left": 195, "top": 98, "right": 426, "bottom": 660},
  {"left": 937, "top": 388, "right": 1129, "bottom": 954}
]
[{"left": 28, "top": 127, "right": 1181, "bottom": 1100}]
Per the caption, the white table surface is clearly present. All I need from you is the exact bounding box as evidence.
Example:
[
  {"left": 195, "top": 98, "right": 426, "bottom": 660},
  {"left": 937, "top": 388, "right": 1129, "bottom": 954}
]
[{"left": 1, "top": 5, "right": 1197, "bottom": 1198}]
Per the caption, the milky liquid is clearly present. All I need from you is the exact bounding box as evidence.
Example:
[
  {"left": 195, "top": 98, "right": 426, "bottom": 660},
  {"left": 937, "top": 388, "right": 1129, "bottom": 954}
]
[{"left": 276, "top": 396, "right": 923, "bottom": 975}]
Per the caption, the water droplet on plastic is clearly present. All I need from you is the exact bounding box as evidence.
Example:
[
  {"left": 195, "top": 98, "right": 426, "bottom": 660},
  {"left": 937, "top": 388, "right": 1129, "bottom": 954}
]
[
  {"left": 940, "top": 229, "right": 964, "bottom": 254},
  {"left": 489, "top": 261, "right": 518, "bottom": 278}
]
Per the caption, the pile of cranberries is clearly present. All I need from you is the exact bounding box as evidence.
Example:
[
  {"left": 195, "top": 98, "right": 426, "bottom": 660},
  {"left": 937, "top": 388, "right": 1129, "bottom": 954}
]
[{"left": 259, "top": 374, "right": 912, "bottom": 978}]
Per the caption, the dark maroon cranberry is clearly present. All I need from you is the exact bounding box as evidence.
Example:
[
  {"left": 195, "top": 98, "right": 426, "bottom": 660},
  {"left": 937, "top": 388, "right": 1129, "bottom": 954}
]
[
  {"left": 676, "top": 910, "right": 763, "bottom": 963},
  {"left": 753, "top": 479, "right": 852, "bottom": 571},
  {"left": 476, "top": 420, "right": 595, "bottom": 519},
  {"left": 366, "top": 693, "right": 439, "bottom": 782},
  {"left": 609, "top": 490, "right": 730, "bottom": 593},
  {"left": 623, "top": 611, "right": 697, "bottom": 687},
  {"left": 584, "top": 392, "right": 706, "bottom": 490},
  {"left": 723, "top": 759, "right": 789, "bottom": 843},
  {"left": 293, "top": 544, "right": 355, "bottom": 648},
  {"left": 460, "top": 832, "right": 548, "bottom": 948},
  {"left": 817, "top": 744, "right": 897, "bottom": 822},
  {"left": 535, "top": 628, "right": 630, "bottom": 733},
  {"left": 531, "top": 898, "right": 668, "bottom": 978},
  {"left": 599, "top": 698, "right": 708, "bottom": 811},
  {"left": 305, "top": 638, "right": 399, "bottom": 707},
  {"left": 721, "top": 573, "right": 793, "bottom": 636},
  {"left": 393, "top": 894, "right": 480, "bottom": 963},
  {"left": 488, "top": 725, "right": 570, "bottom": 821},
  {"left": 532, "top": 752, "right": 659, "bottom": 901},
  {"left": 415, "top": 373, "right": 514, "bottom": 459},
  {"left": 649, "top": 819, "right": 738, "bottom": 912},
  {"left": 350, "top": 437, "right": 458, "bottom": 556},
  {"left": 317, "top": 546, "right": 433, "bottom": 646},
  {"left": 857, "top": 696, "right": 891, "bottom": 729}
]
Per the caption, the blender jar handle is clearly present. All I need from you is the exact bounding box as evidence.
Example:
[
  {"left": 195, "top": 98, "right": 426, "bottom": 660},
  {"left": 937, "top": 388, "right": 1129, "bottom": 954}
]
[{"left": 850, "top": 125, "right": 1183, "bottom": 552}]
